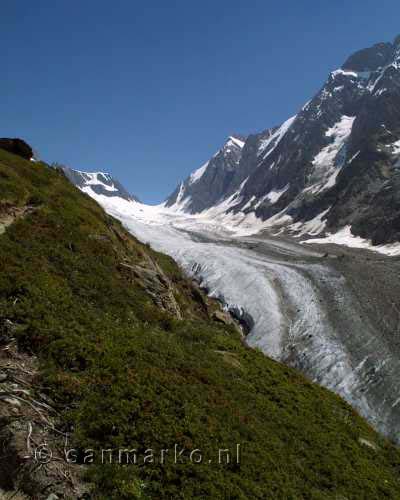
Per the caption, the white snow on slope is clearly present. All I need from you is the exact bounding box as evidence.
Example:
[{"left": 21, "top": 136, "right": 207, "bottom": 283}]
[
  {"left": 367, "top": 59, "right": 400, "bottom": 94},
  {"left": 78, "top": 171, "right": 119, "bottom": 192},
  {"left": 331, "top": 69, "right": 358, "bottom": 78},
  {"left": 392, "top": 139, "right": 400, "bottom": 155},
  {"left": 258, "top": 115, "right": 297, "bottom": 160},
  {"left": 331, "top": 69, "right": 371, "bottom": 80},
  {"left": 166, "top": 182, "right": 193, "bottom": 213},
  {"left": 80, "top": 177, "right": 400, "bottom": 258},
  {"left": 176, "top": 182, "right": 185, "bottom": 203},
  {"left": 289, "top": 208, "right": 330, "bottom": 237},
  {"left": 189, "top": 161, "right": 209, "bottom": 185},
  {"left": 265, "top": 185, "right": 289, "bottom": 204},
  {"left": 348, "top": 151, "right": 360, "bottom": 163},
  {"left": 252, "top": 186, "right": 290, "bottom": 210},
  {"left": 241, "top": 196, "right": 256, "bottom": 210},
  {"left": 304, "top": 225, "right": 400, "bottom": 256},
  {"left": 228, "top": 136, "right": 245, "bottom": 148},
  {"left": 307, "top": 115, "right": 355, "bottom": 193}
]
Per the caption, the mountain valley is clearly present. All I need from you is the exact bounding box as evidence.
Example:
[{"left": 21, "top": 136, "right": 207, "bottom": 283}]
[{"left": 2, "top": 32, "right": 400, "bottom": 500}]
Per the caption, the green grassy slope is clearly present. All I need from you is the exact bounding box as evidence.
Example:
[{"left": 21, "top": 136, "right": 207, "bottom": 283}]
[{"left": 0, "top": 149, "right": 399, "bottom": 499}]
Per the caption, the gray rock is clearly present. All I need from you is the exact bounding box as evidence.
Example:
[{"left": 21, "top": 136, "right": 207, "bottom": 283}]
[{"left": 119, "top": 258, "right": 183, "bottom": 320}]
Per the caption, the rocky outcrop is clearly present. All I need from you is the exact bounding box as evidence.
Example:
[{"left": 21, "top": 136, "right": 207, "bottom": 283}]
[
  {"left": 0, "top": 320, "right": 87, "bottom": 499},
  {"left": 0, "top": 139, "right": 33, "bottom": 161},
  {"left": 0, "top": 204, "right": 36, "bottom": 235},
  {"left": 119, "top": 256, "right": 183, "bottom": 320}
]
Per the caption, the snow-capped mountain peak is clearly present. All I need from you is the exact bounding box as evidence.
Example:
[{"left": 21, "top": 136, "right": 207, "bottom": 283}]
[
  {"left": 60, "top": 166, "right": 139, "bottom": 202},
  {"left": 164, "top": 134, "right": 247, "bottom": 213},
  {"left": 164, "top": 34, "right": 400, "bottom": 246}
]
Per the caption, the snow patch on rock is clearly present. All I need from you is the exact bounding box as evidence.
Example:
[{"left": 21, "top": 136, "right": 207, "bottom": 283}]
[
  {"left": 78, "top": 171, "right": 119, "bottom": 192},
  {"left": 265, "top": 185, "right": 289, "bottom": 204},
  {"left": 308, "top": 115, "right": 356, "bottom": 193},
  {"left": 258, "top": 115, "right": 296, "bottom": 160},
  {"left": 290, "top": 208, "right": 330, "bottom": 237},
  {"left": 304, "top": 225, "right": 400, "bottom": 256},
  {"left": 189, "top": 161, "right": 209, "bottom": 185}
]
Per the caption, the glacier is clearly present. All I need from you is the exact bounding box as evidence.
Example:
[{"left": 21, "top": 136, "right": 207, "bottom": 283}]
[{"left": 79, "top": 188, "right": 400, "bottom": 442}]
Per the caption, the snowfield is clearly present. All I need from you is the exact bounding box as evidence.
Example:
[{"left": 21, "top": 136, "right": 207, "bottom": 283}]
[{"left": 305, "top": 225, "right": 400, "bottom": 257}]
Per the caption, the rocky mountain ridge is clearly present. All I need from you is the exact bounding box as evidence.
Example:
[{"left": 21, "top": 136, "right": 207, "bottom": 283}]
[{"left": 166, "top": 35, "right": 400, "bottom": 246}]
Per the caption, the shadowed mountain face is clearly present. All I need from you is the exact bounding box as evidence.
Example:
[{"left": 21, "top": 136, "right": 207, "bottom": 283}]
[{"left": 166, "top": 35, "right": 400, "bottom": 246}]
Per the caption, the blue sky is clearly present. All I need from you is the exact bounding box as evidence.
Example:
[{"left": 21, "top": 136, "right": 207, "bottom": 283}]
[{"left": 2, "top": 1, "right": 400, "bottom": 203}]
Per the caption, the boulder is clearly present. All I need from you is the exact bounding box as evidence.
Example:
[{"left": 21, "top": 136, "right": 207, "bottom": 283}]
[{"left": 0, "top": 138, "right": 33, "bottom": 160}]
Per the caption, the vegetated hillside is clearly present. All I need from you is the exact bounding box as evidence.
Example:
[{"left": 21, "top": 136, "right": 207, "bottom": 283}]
[{"left": 0, "top": 148, "right": 399, "bottom": 499}]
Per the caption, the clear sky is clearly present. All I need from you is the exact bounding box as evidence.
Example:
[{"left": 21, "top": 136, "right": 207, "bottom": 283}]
[{"left": 2, "top": 1, "right": 400, "bottom": 203}]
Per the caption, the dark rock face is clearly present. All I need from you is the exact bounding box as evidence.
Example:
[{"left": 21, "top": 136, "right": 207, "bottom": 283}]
[
  {"left": 342, "top": 43, "right": 393, "bottom": 72},
  {"left": 164, "top": 136, "right": 247, "bottom": 213},
  {"left": 0, "top": 138, "right": 33, "bottom": 160},
  {"left": 60, "top": 165, "right": 139, "bottom": 202},
  {"left": 166, "top": 35, "right": 400, "bottom": 246}
]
